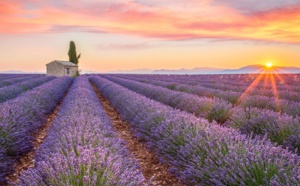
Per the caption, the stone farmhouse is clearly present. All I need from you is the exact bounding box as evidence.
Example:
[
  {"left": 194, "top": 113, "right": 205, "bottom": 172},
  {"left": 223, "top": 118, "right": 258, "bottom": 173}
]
[{"left": 46, "top": 60, "right": 78, "bottom": 77}]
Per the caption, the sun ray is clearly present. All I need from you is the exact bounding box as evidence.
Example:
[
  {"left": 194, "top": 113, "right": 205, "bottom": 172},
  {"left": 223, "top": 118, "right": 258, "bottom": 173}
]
[
  {"left": 234, "top": 70, "right": 266, "bottom": 106},
  {"left": 263, "top": 73, "right": 270, "bottom": 89},
  {"left": 230, "top": 66, "right": 284, "bottom": 114},
  {"left": 218, "top": 65, "right": 288, "bottom": 123},
  {"left": 269, "top": 72, "right": 281, "bottom": 113},
  {"left": 274, "top": 73, "right": 289, "bottom": 88}
]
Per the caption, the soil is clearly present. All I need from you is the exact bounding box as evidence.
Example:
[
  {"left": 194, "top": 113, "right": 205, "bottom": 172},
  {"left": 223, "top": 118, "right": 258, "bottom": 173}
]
[
  {"left": 92, "top": 84, "right": 184, "bottom": 186},
  {"left": 5, "top": 87, "right": 71, "bottom": 186}
]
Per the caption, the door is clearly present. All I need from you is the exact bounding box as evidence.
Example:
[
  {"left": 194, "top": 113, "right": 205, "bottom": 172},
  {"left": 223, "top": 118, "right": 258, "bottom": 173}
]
[{"left": 66, "top": 68, "right": 70, "bottom": 75}]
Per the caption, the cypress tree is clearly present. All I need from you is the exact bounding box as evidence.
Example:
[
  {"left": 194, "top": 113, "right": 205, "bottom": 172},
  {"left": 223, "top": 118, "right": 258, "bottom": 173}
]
[{"left": 68, "top": 41, "right": 81, "bottom": 65}]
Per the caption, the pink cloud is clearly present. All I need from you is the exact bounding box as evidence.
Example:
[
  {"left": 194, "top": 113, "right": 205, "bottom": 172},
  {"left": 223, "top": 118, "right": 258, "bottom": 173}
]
[
  {"left": 211, "top": 0, "right": 300, "bottom": 14},
  {"left": 0, "top": 0, "right": 300, "bottom": 44},
  {"left": 0, "top": 1, "right": 23, "bottom": 14},
  {"left": 252, "top": 5, "right": 300, "bottom": 21},
  {"left": 97, "top": 42, "right": 150, "bottom": 50}
]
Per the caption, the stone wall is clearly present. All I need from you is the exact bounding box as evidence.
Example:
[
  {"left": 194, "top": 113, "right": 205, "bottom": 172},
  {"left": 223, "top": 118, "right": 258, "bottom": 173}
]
[
  {"left": 46, "top": 62, "right": 65, "bottom": 77},
  {"left": 47, "top": 62, "right": 78, "bottom": 77},
  {"left": 65, "top": 66, "right": 78, "bottom": 77}
]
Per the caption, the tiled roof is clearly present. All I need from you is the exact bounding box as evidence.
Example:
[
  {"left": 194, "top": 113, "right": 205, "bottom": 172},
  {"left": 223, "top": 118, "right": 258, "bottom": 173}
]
[{"left": 48, "top": 60, "right": 78, "bottom": 67}]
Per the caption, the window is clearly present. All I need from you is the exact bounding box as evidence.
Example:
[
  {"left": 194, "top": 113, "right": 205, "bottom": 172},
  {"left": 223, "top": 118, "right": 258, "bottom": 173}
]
[{"left": 66, "top": 68, "right": 70, "bottom": 75}]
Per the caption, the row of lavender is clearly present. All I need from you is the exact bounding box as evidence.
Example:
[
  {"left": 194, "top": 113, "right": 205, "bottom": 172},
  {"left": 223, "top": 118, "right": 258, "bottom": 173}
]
[
  {"left": 0, "top": 77, "right": 72, "bottom": 184},
  {"left": 0, "top": 76, "right": 55, "bottom": 103},
  {"left": 178, "top": 76, "right": 300, "bottom": 102},
  {"left": 170, "top": 74, "right": 300, "bottom": 86},
  {"left": 0, "top": 74, "right": 38, "bottom": 81},
  {"left": 137, "top": 74, "right": 300, "bottom": 102},
  {"left": 131, "top": 74, "right": 300, "bottom": 92},
  {"left": 103, "top": 75, "right": 232, "bottom": 123},
  {"left": 118, "top": 74, "right": 300, "bottom": 117},
  {"left": 102, "top": 75, "right": 300, "bottom": 154},
  {"left": 20, "top": 77, "right": 145, "bottom": 185},
  {"left": 121, "top": 74, "right": 300, "bottom": 102},
  {"left": 0, "top": 74, "right": 44, "bottom": 88},
  {"left": 90, "top": 76, "right": 300, "bottom": 185}
]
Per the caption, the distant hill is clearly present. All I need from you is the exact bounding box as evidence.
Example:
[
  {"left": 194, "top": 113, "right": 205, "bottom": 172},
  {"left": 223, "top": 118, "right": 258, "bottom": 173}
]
[
  {"left": 0, "top": 70, "right": 43, "bottom": 74},
  {"left": 2, "top": 65, "right": 300, "bottom": 74},
  {"left": 108, "top": 68, "right": 153, "bottom": 74},
  {"left": 222, "top": 65, "right": 265, "bottom": 74},
  {"left": 222, "top": 65, "right": 300, "bottom": 74},
  {"left": 151, "top": 65, "right": 300, "bottom": 74},
  {"left": 152, "top": 67, "right": 226, "bottom": 74},
  {"left": 274, "top": 66, "right": 300, "bottom": 74}
]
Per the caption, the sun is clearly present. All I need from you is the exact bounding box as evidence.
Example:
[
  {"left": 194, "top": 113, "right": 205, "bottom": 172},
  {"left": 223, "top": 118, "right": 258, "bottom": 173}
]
[{"left": 266, "top": 62, "right": 273, "bottom": 68}]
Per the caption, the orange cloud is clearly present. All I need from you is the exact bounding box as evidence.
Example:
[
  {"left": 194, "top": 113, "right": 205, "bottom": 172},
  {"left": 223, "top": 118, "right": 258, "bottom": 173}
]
[
  {"left": 0, "top": 0, "right": 299, "bottom": 44},
  {"left": 0, "top": 1, "right": 21, "bottom": 14}
]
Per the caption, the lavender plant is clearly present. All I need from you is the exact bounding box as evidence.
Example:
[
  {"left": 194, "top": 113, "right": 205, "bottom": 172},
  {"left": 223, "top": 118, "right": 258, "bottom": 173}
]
[
  {"left": 20, "top": 77, "right": 145, "bottom": 186},
  {"left": 90, "top": 76, "right": 300, "bottom": 185},
  {"left": 226, "top": 106, "right": 300, "bottom": 151},
  {"left": 0, "top": 76, "right": 73, "bottom": 184},
  {"left": 284, "top": 129, "right": 300, "bottom": 154},
  {"left": 0, "top": 74, "right": 44, "bottom": 88},
  {"left": 0, "top": 74, "right": 34, "bottom": 81},
  {"left": 112, "top": 75, "right": 300, "bottom": 154},
  {"left": 119, "top": 74, "right": 300, "bottom": 117},
  {"left": 102, "top": 75, "right": 232, "bottom": 123},
  {"left": 0, "top": 76, "right": 55, "bottom": 103}
]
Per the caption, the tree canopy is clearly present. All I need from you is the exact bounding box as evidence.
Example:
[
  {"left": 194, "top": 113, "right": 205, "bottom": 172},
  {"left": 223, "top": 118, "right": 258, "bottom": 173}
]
[{"left": 68, "top": 41, "right": 81, "bottom": 65}]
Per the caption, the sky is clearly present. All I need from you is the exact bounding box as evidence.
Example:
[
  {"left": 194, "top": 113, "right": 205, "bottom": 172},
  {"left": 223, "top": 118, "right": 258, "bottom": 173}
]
[{"left": 1, "top": 0, "right": 300, "bottom": 73}]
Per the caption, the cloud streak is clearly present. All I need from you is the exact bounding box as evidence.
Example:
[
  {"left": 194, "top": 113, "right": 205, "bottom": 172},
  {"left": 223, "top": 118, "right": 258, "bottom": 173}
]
[
  {"left": 97, "top": 42, "right": 151, "bottom": 50},
  {"left": 0, "top": 0, "right": 300, "bottom": 44}
]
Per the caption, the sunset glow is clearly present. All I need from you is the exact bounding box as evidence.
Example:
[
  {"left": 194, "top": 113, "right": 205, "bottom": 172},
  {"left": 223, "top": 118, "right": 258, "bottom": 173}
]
[
  {"left": 0, "top": 0, "right": 300, "bottom": 72},
  {"left": 266, "top": 62, "right": 273, "bottom": 68},
  {"left": 232, "top": 68, "right": 283, "bottom": 119}
]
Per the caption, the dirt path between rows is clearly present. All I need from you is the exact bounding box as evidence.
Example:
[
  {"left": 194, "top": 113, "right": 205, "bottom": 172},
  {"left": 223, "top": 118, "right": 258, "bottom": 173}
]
[
  {"left": 5, "top": 87, "right": 71, "bottom": 185},
  {"left": 91, "top": 84, "right": 184, "bottom": 186}
]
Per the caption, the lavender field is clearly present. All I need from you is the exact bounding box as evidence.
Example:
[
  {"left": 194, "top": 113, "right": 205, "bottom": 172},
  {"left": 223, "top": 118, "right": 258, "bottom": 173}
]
[{"left": 1, "top": 73, "right": 300, "bottom": 185}]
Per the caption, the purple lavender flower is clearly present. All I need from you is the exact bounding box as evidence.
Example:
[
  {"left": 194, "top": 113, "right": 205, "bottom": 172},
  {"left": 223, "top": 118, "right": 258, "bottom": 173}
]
[
  {"left": 0, "top": 76, "right": 72, "bottom": 184},
  {"left": 20, "top": 77, "right": 145, "bottom": 185},
  {"left": 90, "top": 76, "right": 300, "bottom": 185},
  {"left": 0, "top": 76, "right": 55, "bottom": 103}
]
